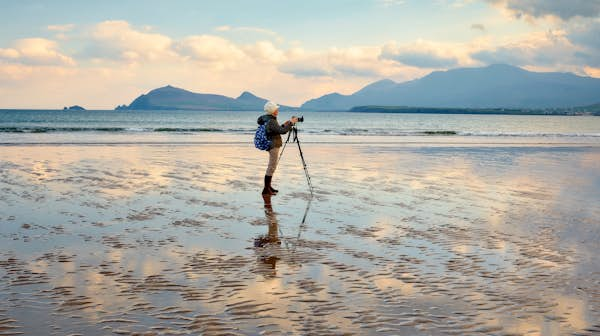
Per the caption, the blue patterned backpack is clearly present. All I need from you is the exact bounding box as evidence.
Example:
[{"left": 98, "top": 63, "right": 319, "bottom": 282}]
[{"left": 254, "top": 124, "right": 272, "bottom": 150}]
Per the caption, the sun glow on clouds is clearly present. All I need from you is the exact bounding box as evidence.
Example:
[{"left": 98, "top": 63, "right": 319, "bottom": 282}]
[
  {"left": 1, "top": 0, "right": 600, "bottom": 108},
  {"left": 0, "top": 20, "right": 429, "bottom": 108},
  {"left": 177, "top": 35, "right": 246, "bottom": 68},
  {"left": 0, "top": 38, "right": 75, "bottom": 66},
  {"left": 89, "top": 20, "right": 177, "bottom": 62}
]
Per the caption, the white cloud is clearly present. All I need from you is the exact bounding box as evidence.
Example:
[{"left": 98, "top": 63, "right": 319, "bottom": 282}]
[
  {"left": 436, "top": 0, "right": 476, "bottom": 8},
  {"left": 278, "top": 46, "right": 406, "bottom": 79},
  {"left": 2, "top": 17, "right": 600, "bottom": 109},
  {"left": 377, "top": 0, "right": 406, "bottom": 7},
  {"left": 278, "top": 55, "right": 332, "bottom": 77},
  {"left": 86, "top": 20, "right": 176, "bottom": 62},
  {"left": 243, "top": 40, "right": 285, "bottom": 64},
  {"left": 380, "top": 40, "right": 467, "bottom": 68},
  {"left": 0, "top": 48, "right": 20, "bottom": 59},
  {"left": 213, "top": 25, "right": 284, "bottom": 44},
  {"left": 47, "top": 24, "right": 75, "bottom": 32},
  {"left": 176, "top": 35, "right": 247, "bottom": 68},
  {"left": 0, "top": 63, "right": 34, "bottom": 84},
  {"left": 0, "top": 38, "right": 75, "bottom": 66},
  {"left": 215, "top": 25, "right": 231, "bottom": 32},
  {"left": 231, "top": 26, "right": 279, "bottom": 37}
]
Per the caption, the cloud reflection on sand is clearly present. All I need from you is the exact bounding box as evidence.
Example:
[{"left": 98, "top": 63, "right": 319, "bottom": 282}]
[{"left": 0, "top": 144, "right": 599, "bottom": 335}]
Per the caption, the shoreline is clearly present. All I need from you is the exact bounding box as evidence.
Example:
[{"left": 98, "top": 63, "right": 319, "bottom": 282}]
[
  {"left": 2, "top": 133, "right": 600, "bottom": 147},
  {"left": 2, "top": 108, "right": 600, "bottom": 116}
]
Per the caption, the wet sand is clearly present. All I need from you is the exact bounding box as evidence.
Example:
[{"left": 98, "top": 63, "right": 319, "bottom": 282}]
[{"left": 1, "top": 143, "right": 599, "bottom": 335}]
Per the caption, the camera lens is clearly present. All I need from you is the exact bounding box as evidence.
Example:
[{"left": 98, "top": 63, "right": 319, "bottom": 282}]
[{"left": 298, "top": 116, "right": 304, "bottom": 123}]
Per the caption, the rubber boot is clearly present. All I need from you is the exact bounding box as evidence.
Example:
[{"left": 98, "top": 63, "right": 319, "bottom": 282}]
[
  {"left": 269, "top": 178, "right": 279, "bottom": 195},
  {"left": 262, "top": 175, "right": 274, "bottom": 195}
]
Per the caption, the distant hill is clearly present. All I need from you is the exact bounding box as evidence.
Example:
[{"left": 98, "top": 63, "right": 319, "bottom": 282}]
[
  {"left": 350, "top": 105, "right": 600, "bottom": 116},
  {"left": 63, "top": 105, "right": 85, "bottom": 111},
  {"left": 116, "top": 85, "right": 297, "bottom": 111},
  {"left": 301, "top": 64, "right": 600, "bottom": 111},
  {"left": 571, "top": 102, "right": 600, "bottom": 115}
]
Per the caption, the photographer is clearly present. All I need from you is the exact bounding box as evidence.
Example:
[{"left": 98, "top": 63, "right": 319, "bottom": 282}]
[{"left": 257, "top": 101, "right": 298, "bottom": 195}]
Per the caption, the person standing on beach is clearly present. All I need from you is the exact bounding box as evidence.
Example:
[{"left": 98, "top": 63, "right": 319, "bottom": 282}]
[{"left": 257, "top": 101, "right": 298, "bottom": 195}]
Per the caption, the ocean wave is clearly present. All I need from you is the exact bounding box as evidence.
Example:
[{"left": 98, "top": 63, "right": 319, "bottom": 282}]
[
  {"left": 154, "top": 127, "right": 225, "bottom": 132},
  {"left": 327, "top": 129, "right": 600, "bottom": 137},
  {"left": 0, "top": 127, "right": 129, "bottom": 133},
  {"left": 0, "top": 127, "right": 249, "bottom": 133},
  {"left": 1, "top": 126, "right": 599, "bottom": 137},
  {"left": 458, "top": 131, "right": 600, "bottom": 137},
  {"left": 334, "top": 129, "right": 458, "bottom": 136}
]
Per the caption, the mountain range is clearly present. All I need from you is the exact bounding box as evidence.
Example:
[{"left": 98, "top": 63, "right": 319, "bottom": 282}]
[
  {"left": 302, "top": 64, "right": 600, "bottom": 110},
  {"left": 116, "top": 65, "right": 600, "bottom": 111},
  {"left": 115, "top": 85, "right": 297, "bottom": 111}
]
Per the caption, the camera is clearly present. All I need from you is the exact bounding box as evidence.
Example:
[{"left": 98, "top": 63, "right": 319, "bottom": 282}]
[{"left": 293, "top": 115, "right": 304, "bottom": 123}]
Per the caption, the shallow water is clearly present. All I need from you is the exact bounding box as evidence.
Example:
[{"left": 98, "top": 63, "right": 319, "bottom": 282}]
[
  {"left": 1, "top": 110, "right": 600, "bottom": 142},
  {"left": 1, "top": 143, "right": 599, "bottom": 335}
]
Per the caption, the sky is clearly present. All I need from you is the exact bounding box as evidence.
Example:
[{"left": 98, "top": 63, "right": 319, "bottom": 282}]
[{"left": 1, "top": 0, "right": 600, "bottom": 108}]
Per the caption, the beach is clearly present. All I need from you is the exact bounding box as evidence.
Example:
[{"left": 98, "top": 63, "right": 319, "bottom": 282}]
[
  {"left": 1, "top": 142, "right": 599, "bottom": 335},
  {"left": 3, "top": 0, "right": 600, "bottom": 333}
]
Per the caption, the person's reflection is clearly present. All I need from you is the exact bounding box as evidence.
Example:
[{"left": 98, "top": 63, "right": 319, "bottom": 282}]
[{"left": 254, "top": 194, "right": 281, "bottom": 277}]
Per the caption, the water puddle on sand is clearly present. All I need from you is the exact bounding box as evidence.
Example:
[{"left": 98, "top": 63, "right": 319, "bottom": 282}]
[{"left": 1, "top": 144, "right": 599, "bottom": 335}]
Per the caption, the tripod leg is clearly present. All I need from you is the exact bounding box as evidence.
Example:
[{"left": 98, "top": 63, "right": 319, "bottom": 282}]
[
  {"left": 277, "top": 141, "right": 287, "bottom": 163},
  {"left": 277, "top": 127, "right": 294, "bottom": 163},
  {"left": 295, "top": 139, "right": 314, "bottom": 196}
]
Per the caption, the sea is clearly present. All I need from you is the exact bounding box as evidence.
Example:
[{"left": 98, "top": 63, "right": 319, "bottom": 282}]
[{"left": 1, "top": 109, "right": 600, "bottom": 146}]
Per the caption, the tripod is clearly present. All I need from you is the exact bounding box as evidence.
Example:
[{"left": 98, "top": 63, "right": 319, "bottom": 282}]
[
  {"left": 278, "top": 126, "right": 314, "bottom": 196},
  {"left": 279, "top": 197, "right": 312, "bottom": 253}
]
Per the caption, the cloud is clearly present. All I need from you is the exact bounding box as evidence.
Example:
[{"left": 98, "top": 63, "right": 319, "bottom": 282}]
[
  {"left": 377, "top": 0, "right": 406, "bottom": 7},
  {"left": 329, "top": 47, "right": 399, "bottom": 76},
  {"left": 213, "top": 25, "right": 283, "bottom": 43},
  {"left": 383, "top": 50, "right": 459, "bottom": 68},
  {"left": 583, "top": 66, "right": 600, "bottom": 77},
  {"left": 0, "top": 38, "right": 75, "bottom": 66},
  {"left": 47, "top": 24, "right": 75, "bottom": 32},
  {"left": 380, "top": 41, "right": 462, "bottom": 68},
  {"left": 481, "top": 1, "right": 600, "bottom": 70},
  {"left": 83, "top": 21, "right": 284, "bottom": 69},
  {"left": 176, "top": 35, "right": 247, "bottom": 69},
  {"left": 471, "top": 23, "right": 486, "bottom": 31},
  {"left": 4, "top": 16, "right": 600, "bottom": 109},
  {"left": 568, "top": 22, "right": 600, "bottom": 67},
  {"left": 85, "top": 20, "right": 176, "bottom": 62},
  {"left": 278, "top": 46, "right": 404, "bottom": 78},
  {"left": 277, "top": 47, "right": 337, "bottom": 78},
  {"left": 215, "top": 25, "right": 231, "bottom": 32},
  {"left": 243, "top": 40, "right": 285, "bottom": 64},
  {"left": 485, "top": 0, "right": 600, "bottom": 20},
  {"left": 0, "top": 48, "right": 20, "bottom": 59},
  {"left": 471, "top": 30, "right": 577, "bottom": 67},
  {"left": 0, "top": 63, "right": 34, "bottom": 84},
  {"left": 278, "top": 60, "right": 333, "bottom": 77},
  {"left": 569, "top": 21, "right": 600, "bottom": 51},
  {"left": 437, "top": 0, "right": 476, "bottom": 8}
]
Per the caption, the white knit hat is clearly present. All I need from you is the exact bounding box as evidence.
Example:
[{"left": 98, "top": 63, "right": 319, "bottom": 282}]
[{"left": 264, "top": 101, "right": 280, "bottom": 115}]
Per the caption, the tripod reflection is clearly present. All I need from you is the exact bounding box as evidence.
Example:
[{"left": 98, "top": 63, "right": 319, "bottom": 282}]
[{"left": 253, "top": 194, "right": 312, "bottom": 278}]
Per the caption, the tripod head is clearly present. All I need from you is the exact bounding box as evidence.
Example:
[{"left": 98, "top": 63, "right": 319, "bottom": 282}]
[{"left": 286, "top": 124, "right": 300, "bottom": 143}]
